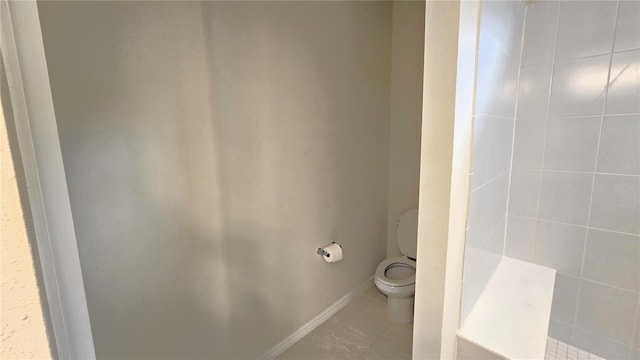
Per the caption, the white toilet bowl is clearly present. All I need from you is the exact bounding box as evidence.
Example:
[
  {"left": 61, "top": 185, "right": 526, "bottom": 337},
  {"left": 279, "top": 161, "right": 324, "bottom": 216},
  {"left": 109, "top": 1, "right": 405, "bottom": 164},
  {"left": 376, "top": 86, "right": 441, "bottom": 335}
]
[{"left": 374, "top": 209, "right": 418, "bottom": 323}]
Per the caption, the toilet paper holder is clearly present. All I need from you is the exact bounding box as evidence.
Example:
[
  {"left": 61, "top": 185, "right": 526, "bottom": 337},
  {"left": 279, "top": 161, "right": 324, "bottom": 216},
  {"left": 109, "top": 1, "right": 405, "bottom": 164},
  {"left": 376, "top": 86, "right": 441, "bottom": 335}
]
[{"left": 317, "top": 242, "right": 340, "bottom": 258}]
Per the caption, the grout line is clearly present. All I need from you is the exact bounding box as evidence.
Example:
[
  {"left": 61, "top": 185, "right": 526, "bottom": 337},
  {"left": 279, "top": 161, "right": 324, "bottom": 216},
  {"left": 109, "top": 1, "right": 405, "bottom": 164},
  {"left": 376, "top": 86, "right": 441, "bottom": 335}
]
[
  {"left": 579, "top": 278, "right": 640, "bottom": 295},
  {"left": 480, "top": 119, "right": 490, "bottom": 188},
  {"left": 637, "top": 33, "right": 640, "bottom": 357},
  {"left": 572, "top": 0, "right": 621, "bottom": 343},
  {"left": 350, "top": 320, "right": 392, "bottom": 357},
  {"left": 503, "top": 2, "right": 529, "bottom": 257},
  {"left": 544, "top": 170, "right": 640, "bottom": 177},
  {"left": 480, "top": 25, "right": 512, "bottom": 59},
  {"left": 546, "top": 337, "right": 606, "bottom": 360},
  {"left": 510, "top": 167, "right": 640, "bottom": 177},
  {"left": 554, "top": 321, "right": 636, "bottom": 354},
  {"left": 469, "top": 170, "right": 510, "bottom": 192},
  {"left": 518, "top": 112, "right": 640, "bottom": 121},
  {"left": 535, "top": 45, "right": 640, "bottom": 68},
  {"left": 554, "top": 274, "right": 640, "bottom": 295},
  {"left": 508, "top": 214, "right": 640, "bottom": 237},
  {"left": 544, "top": 170, "right": 639, "bottom": 177},
  {"left": 477, "top": 214, "right": 507, "bottom": 251},
  {"left": 630, "top": 294, "right": 640, "bottom": 356},
  {"left": 550, "top": 318, "right": 574, "bottom": 327},
  {"left": 370, "top": 321, "right": 393, "bottom": 348},
  {"left": 551, "top": 272, "right": 640, "bottom": 296},
  {"left": 553, "top": 50, "right": 619, "bottom": 65},
  {"left": 505, "top": 3, "right": 560, "bottom": 278},
  {"left": 529, "top": 0, "right": 560, "bottom": 277},
  {"left": 474, "top": 112, "right": 524, "bottom": 121},
  {"left": 610, "top": 47, "right": 640, "bottom": 54}
]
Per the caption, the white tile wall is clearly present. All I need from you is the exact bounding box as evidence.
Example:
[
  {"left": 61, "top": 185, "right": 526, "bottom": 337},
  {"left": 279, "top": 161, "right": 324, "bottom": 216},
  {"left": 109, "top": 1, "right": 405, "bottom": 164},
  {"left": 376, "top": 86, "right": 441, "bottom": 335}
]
[
  {"left": 583, "top": 229, "right": 640, "bottom": 292},
  {"left": 474, "top": 0, "right": 524, "bottom": 118},
  {"left": 614, "top": 1, "right": 640, "bottom": 52},
  {"left": 487, "top": 118, "right": 515, "bottom": 179},
  {"left": 538, "top": 172, "right": 593, "bottom": 225},
  {"left": 550, "top": 274, "right": 580, "bottom": 325},
  {"left": 501, "top": 1, "right": 640, "bottom": 358},
  {"left": 469, "top": 0, "right": 639, "bottom": 357},
  {"left": 508, "top": 169, "right": 541, "bottom": 217},
  {"left": 534, "top": 221, "right": 586, "bottom": 277},
  {"left": 596, "top": 115, "right": 640, "bottom": 175},
  {"left": 555, "top": 1, "right": 617, "bottom": 61},
  {"left": 634, "top": 312, "right": 640, "bottom": 350},
  {"left": 512, "top": 118, "right": 547, "bottom": 169},
  {"left": 606, "top": 49, "right": 640, "bottom": 115},
  {"left": 543, "top": 117, "right": 601, "bottom": 172},
  {"left": 517, "top": 64, "right": 553, "bottom": 118},
  {"left": 470, "top": 115, "right": 490, "bottom": 190},
  {"left": 575, "top": 280, "right": 638, "bottom": 347},
  {"left": 549, "top": 321, "right": 574, "bottom": 344},
  {"left": 466, "top": 174, "right": 509, "bottom": 250},
  {"left": 505, "top": 215, "right": 536, "bottom": 261},
  {"left": 462, "top": 0, "right": 526, "bottom": 326},
  {"left": 484, "top": 0, "right": 525, "bottom": 69},
  {"left": 475, "top": 36, "right": 506, "bottom": 117},
  {"left": 549, "top": 55, "right": 610, "bottom": 117},
  {"left": 520, "top": 1, "right": 559, "bottom": 68},
  {"left": 589, "top": 174, "right": 640, "bottom": 235},
  {"left": 482, "top": 216, "right": 506, "bottom": 255}
]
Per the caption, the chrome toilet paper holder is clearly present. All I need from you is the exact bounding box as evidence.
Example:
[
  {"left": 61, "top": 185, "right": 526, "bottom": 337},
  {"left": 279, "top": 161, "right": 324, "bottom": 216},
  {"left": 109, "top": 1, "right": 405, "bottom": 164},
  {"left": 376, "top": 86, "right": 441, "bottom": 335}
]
[{"left": 317, "top": 242, "right": 340, "bottom": 257}]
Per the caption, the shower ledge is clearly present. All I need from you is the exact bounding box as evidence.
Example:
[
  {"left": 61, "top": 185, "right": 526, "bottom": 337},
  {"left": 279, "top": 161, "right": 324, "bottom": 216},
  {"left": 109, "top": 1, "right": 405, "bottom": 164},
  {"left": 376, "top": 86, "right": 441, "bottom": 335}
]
[{"left": 458, "top": 256, "right": 556, "bottom": 360}]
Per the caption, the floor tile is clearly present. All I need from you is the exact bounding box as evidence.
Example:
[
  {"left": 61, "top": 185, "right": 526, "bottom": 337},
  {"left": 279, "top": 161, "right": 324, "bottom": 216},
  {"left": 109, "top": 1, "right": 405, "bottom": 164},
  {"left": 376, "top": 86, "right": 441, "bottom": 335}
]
[
  {"left": 546, "top": 337, "right": 606, "bottom": 360},
  {"left": 330, "top": 292, "right": 392, "bottom": 352},
  {"left": 361, "top": 284, "right": 387, "bottom": 305},
  {"left": 362, "top": 323, "right": 413, "bottom": 359},
  {"left": 281, "top": 293, "right": 609, "bottom": 360},
  {"left": 278, "top": 322, "right": 364, "bottom": 360}
]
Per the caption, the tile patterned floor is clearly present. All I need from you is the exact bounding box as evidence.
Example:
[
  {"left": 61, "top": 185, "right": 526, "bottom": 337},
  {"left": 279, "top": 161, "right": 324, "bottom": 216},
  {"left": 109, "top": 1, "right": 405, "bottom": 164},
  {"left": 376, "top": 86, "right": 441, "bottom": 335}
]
[
  {"left": 278, "top": 285, "right": 604, "bottom": 360},
  {"left": 545, "top": 338, "right": 605, "bottom": 360},
  {"left": 278, "top": 284, "right": 412, "bottom": 360}
]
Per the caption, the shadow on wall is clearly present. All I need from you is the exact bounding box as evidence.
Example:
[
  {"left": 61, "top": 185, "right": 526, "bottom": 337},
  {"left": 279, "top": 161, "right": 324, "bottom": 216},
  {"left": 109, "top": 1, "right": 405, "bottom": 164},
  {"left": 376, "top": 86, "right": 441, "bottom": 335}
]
[{"left": 38, "top": 1, "right": 390, "bottom": 358}]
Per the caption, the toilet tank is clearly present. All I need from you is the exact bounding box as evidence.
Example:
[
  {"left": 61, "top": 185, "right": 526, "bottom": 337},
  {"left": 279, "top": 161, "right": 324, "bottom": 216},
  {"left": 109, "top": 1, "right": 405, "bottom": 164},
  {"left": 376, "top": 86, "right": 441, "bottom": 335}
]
[{"left": 397, "top": 209, "right": 418, "bottom": 259}]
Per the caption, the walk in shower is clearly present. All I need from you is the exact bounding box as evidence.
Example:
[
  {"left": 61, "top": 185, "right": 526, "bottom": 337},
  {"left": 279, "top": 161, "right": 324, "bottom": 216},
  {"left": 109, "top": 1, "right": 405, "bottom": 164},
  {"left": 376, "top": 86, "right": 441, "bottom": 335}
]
[{"left": 461, "top": 1, "right": 639, "bottom": 359}]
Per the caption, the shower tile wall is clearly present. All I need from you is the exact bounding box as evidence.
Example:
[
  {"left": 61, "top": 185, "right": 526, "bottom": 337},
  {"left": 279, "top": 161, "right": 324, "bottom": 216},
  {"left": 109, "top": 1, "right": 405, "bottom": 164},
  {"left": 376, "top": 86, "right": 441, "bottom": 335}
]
[
  {"left": 461, "top": 0, "right": 525, "bottom": 324},
  {"left": 505, "top": 1, "right": 640, "bottom": 358}
]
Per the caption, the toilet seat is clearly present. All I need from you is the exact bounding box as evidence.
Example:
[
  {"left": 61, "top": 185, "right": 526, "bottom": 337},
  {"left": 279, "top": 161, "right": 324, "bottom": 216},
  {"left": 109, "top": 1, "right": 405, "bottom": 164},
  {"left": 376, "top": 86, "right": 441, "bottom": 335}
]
[
  {"left": 374, "top": 209, "right": 419, "bottom": 323},
  {"left": 375, "top": 256, "right": 416, "bottom": 287}
]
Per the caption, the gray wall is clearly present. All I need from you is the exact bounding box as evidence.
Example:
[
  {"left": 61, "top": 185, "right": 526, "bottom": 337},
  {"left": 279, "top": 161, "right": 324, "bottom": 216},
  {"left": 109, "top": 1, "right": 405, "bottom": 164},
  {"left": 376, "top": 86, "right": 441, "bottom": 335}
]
[
  {"left": 505, "top": 2, "right": 639, "bottom": 358},
  {"left": 386, "top": 1, "right": 425, "bottom": 258},
  {"left": 38, "top": 1, "right": 391, "bottom": 358},
  {"left": 461, "top": 0, "right": 525, "bottom": 324}
]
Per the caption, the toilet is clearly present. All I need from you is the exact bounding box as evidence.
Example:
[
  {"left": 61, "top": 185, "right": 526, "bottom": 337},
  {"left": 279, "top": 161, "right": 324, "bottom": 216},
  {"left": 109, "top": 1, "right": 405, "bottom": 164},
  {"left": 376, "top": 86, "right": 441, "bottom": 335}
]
[{"left": 374, "top": 209, "right": 418, "bottom": 323}]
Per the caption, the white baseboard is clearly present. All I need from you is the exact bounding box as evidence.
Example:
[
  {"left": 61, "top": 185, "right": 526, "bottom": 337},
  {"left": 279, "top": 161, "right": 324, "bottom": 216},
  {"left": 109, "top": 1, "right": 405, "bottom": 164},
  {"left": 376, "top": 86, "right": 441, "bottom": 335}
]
[{"left": 260, "top": 276, "right": 375, "bottom": 359}]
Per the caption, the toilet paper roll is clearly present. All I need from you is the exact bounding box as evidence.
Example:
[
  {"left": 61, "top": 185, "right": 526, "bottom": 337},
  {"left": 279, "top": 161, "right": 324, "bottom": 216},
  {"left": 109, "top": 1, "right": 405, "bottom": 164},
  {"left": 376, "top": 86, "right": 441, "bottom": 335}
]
[{"left": 323, "top": 243, "right": 343, "bottom": 263}]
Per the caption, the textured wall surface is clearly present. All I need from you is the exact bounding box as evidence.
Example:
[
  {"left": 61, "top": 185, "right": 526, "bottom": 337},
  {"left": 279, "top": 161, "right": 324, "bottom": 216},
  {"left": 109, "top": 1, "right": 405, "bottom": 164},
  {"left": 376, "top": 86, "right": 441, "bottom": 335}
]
[
  {"left": 38, "top": 1, "right": 391, "bottom": 358},
  {"left": 386, "top": 1, "right": 424, "bottom": 258},
  {"left": 505, "top": 2, "right": 640, "bottom": 358},
  {"left": 0, "top": 61, "right": 52, "bottom": 359}
]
